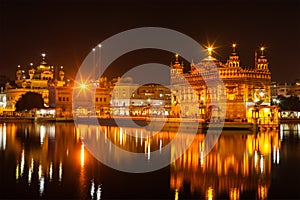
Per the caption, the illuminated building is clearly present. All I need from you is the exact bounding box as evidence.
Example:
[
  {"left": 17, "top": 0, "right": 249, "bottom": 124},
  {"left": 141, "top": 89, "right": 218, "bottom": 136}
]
[
  {"left": 171, "top": 44, "right": 273, "bottom": 121},
  {"left": 271, "top": 81, "right": 300, "bottom": 99},
  {"left": 70, "top": 77, "right": 111, "bottom": 117},
  {"left": 129, "top": 84, "right": 171, "bottom": 116},
  {"left": 110, "top": 77, "right": 138, "bottom": 116},
  {"left": 110, "top": 77, "right": 171, "bottom": 116},
  {"left": 5, "top": 54, "right": 66, "bottom": 110}
]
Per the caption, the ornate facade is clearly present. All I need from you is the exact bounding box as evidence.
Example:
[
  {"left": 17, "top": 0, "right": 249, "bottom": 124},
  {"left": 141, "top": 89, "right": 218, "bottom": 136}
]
[
  {"left": 5, "top": 54, "right": 66, "bottom": 110},
  {"left": 171, "top": 45, "right": 272, "bottom": 121}
]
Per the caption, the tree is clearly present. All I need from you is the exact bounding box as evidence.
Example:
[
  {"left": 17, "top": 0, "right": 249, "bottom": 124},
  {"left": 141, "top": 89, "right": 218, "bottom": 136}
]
[{"left": 15, "top": 92, "right": 44, "bottom": 111}]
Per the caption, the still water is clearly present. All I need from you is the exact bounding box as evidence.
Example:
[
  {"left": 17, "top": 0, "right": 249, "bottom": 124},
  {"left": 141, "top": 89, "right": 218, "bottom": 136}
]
[{"left": 0, "top": 122, "right": 299, "bottom": 199}]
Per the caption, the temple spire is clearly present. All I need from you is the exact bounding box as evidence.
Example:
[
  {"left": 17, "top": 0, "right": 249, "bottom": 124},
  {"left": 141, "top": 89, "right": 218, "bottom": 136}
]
[{"left": 227, "top": 43, "right": 240, "bottom": 67}]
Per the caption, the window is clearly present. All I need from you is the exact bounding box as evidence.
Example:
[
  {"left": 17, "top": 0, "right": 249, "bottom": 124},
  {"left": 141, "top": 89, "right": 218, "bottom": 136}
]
[
  {"left": 104, "top": 98, "right": 106, "bottom": 102},
  {"left": 96, "top": 97, "right": 98, "bottom": 102},
  {"left": 59, "top": 97, "right": 61, "bottom": 101},
  {"left": 100, "top": 97, "right": 102, "bottom": 102}
]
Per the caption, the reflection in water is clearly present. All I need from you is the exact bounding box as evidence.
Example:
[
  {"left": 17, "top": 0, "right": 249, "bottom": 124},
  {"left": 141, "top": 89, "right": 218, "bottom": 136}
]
[
  {"left": 170, "top": 129, "right": 281, "bottom": 199},
  {"left": 0, "top": 122, "right": 299, "bottom": 199},
  {"left": 0, "top": 124, "right": 6, "bottom": 150}
]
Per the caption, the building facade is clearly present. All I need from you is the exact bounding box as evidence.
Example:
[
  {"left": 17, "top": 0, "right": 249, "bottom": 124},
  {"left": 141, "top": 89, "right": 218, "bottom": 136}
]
[
  {"left": 5, "top": 54, "right": 66, "bottom": 111},
  {"left": 271, "top": 81, "right": 300, "bottom": 100},
  {"left": 171, "top": 45, "right": 272, "bottom": 121}
]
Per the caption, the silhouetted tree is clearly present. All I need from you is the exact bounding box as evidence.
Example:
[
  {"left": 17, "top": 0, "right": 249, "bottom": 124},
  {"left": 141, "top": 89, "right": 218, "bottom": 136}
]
[{"left": 15, "top": 92, "right": 44, "bottom": 111}]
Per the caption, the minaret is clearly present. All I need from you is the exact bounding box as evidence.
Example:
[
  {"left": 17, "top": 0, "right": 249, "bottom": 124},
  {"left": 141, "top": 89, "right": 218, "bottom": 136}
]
[
  {"left": 170, "top": 54, "right": 184, "bottom": 75},
  {"left": 227, "top": 43, "right": 240, "bottom": 67},
  {"left": 28, "top": 63, "right": 35, "bottom": 79},
  {"left": 16, "top": 65, "right": 22, "bottom": 80},
  {"left": 59, "top": 66, "right": 65, "bottom": 81},
  {"left": 256, "top": 46, "right": 269, "bottom": 71}
]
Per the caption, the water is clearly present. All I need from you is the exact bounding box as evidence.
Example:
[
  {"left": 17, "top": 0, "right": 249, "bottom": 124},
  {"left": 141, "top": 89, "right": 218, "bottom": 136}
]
[{"left": 0, "top": 122, "right": 299, "bottom": 199}]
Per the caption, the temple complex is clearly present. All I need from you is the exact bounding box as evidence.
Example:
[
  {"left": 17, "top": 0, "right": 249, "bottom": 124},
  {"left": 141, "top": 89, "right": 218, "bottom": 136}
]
[{"left": 170, "top": 44, "right": 275, "bottom": 122}]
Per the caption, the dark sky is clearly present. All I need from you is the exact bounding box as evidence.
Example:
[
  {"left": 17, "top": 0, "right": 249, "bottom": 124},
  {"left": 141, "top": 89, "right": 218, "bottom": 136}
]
[{"left": 0, "top": 0, "right": 299, "bottom": 83}]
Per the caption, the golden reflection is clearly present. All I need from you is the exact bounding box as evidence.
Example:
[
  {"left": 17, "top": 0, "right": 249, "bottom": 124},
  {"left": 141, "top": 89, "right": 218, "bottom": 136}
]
[
  {"left": 0, "top": 124, "right": 6, "bottom": 150},
  {"left": 229, "top": 188, "right": 240, "bottom": 200},
  {"left": 81, "top": 143, "right": 85, "bottom": 167},
  {"left": 49, "top": 162, "right": 53, "bottom": 182},
  {"left": 206, "top": 187, "right": 214, "bottom": 200},
  {"left": 174, "top": 189, "right": 179, "bottom": 200},
  {"left": 258, "top": 184, "right": 268, "bottom": 200},
  {"left": 1, "top": 122, "right": 283, "bottom": 199},
  {"left": 15, "top": 164, "right": 19, "bottom": 181},
  {"left": 170, "top": 130, "right": 278, "bottom": 199},
  {"left": 59, "top": 162, "right": 63, "bottom": 182},
  {"left": 20, "top": 149, "right": 25, "bottom": 176}
]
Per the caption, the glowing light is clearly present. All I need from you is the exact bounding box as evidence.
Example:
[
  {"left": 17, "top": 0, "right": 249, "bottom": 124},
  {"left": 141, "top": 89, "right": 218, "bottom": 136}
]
[
  {"left": 20, "top": 150, "right": 25, "bottom": 176},
  {"left": 260, "top": 47, "right": 265, "bottom": 51},
  {"left": 232, "top": 43, "right": 236, "bottom": 48},
  {"left": 260, "top": 155, "right": 264, "bottom": 173},
  {"left": 16, "top": 164, "right": 19, "bottom": 180},
  {"left": 92, "top": 48, "right": 96, "bottom": 51},
  {"left": 98, "top": 44, "right": 102, "bottom": 48},
  {"left": 41, "top": 53, "right": 46, "bottom": 57},
  {"left": 175, "top": 190, "right": 179, "bottom": 200},
  {"left": 230, "top": 188, "right": 240, "bottom": 200},
  {"left": 39, "top": 177, "right": 45, "bottom": 196},
  {"left": 200, "top": 151, "right": 204, "bottom": 166},
  {"left": 206, "top": 187, "right": 214, "bottom": 200},
  {"left": 40, "top": 125, "right": 46, "bottom": 144},
  {"left": 259, "top": 90, "right": 265, "bottom": 98},
  {"left": 38, "top": 164, "right": 42, "bottom": 179},
  {"left": 254, "top": 150, "right": 258, "bottom": 167},
  {"left": 258, "top": 185, "right": 268, "bottom": 199},
  {"left": 28, "top": 168, "right": 32, "bottom": 185},
  {"left": 96, "top": 185, "right": 101, "bottom": 200},
  {"left": 91, "top": 180, "right": 95, "bottom": 199},
  {"left": 0, "top": 125, "right": 6, "bottom": 150},
  {"left": 28, "top": 158, "right": 34, "bottom": 185},
  {"left": 81, "top": 143, "right": 85, "bottom": 167},
  {"left": 59, "top": 162, "right": 63, "bottom": 182},
  {"left": 147, "top": 143, "right": 151, "bottom": 160},
  {"left": 80, "top": 83, "right": 87, "bottom": 90},
  {"left": 207, "top": 47, "right": 213, "bottom": 53},
  {"left": 159, "top": 139, "right": 162, "bottom": 153},
  {"left": 49, "top": 163, "right": 53, "bottom": 181}
]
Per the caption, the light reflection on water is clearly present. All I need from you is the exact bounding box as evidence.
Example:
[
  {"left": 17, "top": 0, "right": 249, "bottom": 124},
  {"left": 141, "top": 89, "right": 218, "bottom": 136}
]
[{"left": 0, "top": 122, "right": 299, "bottom": 199}]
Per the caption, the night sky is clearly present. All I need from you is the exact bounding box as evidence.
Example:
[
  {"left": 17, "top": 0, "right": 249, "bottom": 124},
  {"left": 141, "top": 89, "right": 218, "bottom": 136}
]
[{"left": 0, "top": 0, "right": 299, "bottom": 83}]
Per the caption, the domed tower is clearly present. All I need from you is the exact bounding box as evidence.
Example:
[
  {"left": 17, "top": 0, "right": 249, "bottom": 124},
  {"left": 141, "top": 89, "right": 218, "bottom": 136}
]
[
  {"left": 16, "top": 65, "right": 22, "bottom": 80},
  {"left": 36, "top": 53, "right": 51, "bottom": 72},
  {"left": 28, "top": 63, "right": 35, "bottom": 79},
  {"left": 170, "top": 54, "right": 184, "bottom": 79},
  {"left": 59, "top": 66, "right": 65, "bottom": 81},
  {"left": 227, "top": 43, "right": 240, "bottom": 68},
  {"left": 256, "top": 47, "right": 269, "bottom": 72}
]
